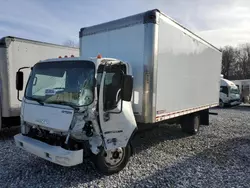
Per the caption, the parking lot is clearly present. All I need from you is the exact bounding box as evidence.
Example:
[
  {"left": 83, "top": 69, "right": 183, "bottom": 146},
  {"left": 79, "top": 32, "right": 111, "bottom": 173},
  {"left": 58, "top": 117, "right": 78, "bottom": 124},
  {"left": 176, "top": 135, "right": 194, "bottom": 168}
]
[{"left": 0, "top": 106, "right": 250, "bottom": 188}]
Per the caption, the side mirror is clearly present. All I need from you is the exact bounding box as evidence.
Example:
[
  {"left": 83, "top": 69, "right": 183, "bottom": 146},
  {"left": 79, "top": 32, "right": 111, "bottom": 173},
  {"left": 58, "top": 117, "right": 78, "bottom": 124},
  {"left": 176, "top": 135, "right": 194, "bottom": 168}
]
[
  {"left": 121, "top": 75, "right": 133, "bottom": 101},
  {"left": 16, "top": 71, "right": 24, "bottom": 91}
]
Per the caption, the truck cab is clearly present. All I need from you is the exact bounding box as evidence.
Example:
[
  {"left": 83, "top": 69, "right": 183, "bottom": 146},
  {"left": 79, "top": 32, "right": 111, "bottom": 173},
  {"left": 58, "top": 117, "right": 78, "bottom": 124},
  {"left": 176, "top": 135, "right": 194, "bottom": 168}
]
[
  {"left": 219, "top": 78, "right": 241, "bottom": 107},
  {"left": 14, "top": 55, "right": 137, "bottom": 175}
]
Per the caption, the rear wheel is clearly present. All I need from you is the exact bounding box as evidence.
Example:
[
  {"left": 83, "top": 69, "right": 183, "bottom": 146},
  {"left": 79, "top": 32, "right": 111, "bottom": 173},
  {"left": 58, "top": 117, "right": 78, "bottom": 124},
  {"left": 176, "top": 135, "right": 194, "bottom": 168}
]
[
  {"left": 92, "top": 143, "right": 132, "bottom": 175},
  {"left": 242, "top": 97, "right": 245, "bottom": 103},
  {"left": 181, "top": 113, "right": 200, "bottom": 135}
]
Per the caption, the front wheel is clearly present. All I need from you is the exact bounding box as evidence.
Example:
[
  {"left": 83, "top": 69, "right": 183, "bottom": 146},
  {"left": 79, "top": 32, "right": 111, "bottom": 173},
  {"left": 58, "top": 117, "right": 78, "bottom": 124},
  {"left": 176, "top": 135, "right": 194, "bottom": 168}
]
[
  {"left": 92, "top": 144, "right": 132, "bottom": 175},
  {"left": 219, "top": 99, "right": 224, "bottom": 108}
]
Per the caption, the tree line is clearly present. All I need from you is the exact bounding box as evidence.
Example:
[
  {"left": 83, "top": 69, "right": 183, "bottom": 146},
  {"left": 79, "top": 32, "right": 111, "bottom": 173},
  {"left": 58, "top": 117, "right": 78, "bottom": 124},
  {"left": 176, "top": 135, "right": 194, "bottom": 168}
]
[
  {"left": 63, "top": 39, "right": 79, "bottom": 48},
  {"left": 221, "top": 43, "right": 250, "bottom": 80}
]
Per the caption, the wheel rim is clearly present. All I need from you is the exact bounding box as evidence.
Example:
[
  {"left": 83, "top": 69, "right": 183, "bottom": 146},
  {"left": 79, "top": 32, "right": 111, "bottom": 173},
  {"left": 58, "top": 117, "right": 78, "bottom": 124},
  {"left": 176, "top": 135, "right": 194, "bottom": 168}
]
[{"left": 104, "top": 147, "right": 125, "bottom": 167}]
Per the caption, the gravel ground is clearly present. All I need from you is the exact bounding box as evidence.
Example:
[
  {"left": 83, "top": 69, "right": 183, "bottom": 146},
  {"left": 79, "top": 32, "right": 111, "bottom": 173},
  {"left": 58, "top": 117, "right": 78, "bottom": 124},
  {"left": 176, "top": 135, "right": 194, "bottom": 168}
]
[{"left": 0, "top": 106, "right": 250, "bottom": 188}]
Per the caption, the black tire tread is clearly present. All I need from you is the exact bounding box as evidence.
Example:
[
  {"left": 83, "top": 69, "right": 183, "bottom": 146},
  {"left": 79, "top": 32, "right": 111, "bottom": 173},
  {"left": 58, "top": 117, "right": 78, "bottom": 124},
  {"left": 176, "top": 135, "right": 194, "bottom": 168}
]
[{"left": 181, "top": 113, "right": 200, "bottom": 135}]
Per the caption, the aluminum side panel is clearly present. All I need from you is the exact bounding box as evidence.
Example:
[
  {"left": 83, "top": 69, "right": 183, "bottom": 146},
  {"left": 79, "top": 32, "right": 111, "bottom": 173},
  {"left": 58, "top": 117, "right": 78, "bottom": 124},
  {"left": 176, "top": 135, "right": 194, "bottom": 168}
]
[
  {"left": 142, "top": 23, "right": 159, "bottom": 123},
  {"left": 155, "top": 16, "right": 222, "bottom": 117},
  {"left": 6, "top": 41, "right": 79, "bottom": 117},
  {"left": 80, "top": 24, "right": 145, "bottom": 118},
  {"left": 0, "top": 47, "right": 9, "bottom": 117}
]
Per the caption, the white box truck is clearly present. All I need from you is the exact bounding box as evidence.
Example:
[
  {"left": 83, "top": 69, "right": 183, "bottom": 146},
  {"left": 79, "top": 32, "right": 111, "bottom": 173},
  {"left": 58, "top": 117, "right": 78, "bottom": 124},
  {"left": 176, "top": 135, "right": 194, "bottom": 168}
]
[
  {"left": 13, "top": 9, "right": 222, "bottom": 175},
  {"left": 219, "top": 76, "right": 241, "bottom": 107},
  {"left": 231, "top": 79, "right": 250, "bottom": 103},
  {"left": 0, "top": 36, "right": 79, "bottom": 130}
]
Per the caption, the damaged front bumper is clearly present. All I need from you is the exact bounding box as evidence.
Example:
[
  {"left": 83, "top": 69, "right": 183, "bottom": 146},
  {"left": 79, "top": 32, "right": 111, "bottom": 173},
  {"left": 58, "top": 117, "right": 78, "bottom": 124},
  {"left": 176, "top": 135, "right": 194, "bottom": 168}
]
[
  {"left": 229, "top": 99, "right": 241, "bottom": 106},
  {"left": 14, "top": 134, "right": 83, "bottom": 167}
]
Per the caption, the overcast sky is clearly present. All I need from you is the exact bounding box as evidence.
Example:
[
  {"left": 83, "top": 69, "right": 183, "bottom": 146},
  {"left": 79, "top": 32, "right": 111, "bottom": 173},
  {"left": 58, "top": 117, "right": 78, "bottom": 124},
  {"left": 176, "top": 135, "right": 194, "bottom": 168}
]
[{"left": 0, "top": 0, "right": 249, "bottom": 48}]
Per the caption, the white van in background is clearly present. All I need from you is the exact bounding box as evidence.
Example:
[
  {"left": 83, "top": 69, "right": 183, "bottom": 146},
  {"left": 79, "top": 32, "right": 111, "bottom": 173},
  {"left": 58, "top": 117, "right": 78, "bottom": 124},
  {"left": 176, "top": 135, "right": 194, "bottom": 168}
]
[{"left": 220, "top": 76, "right": 241, "bottom": 107}]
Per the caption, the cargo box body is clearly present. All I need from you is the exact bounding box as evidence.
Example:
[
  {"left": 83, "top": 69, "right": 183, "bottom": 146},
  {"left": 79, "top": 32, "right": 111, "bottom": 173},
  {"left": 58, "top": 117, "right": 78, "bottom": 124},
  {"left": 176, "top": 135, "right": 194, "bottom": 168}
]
[
  {"left": 0, "top": 36, "right": 79, "bottom": 129},
  {"left": 80, "top": 9, "right": 222, "bottom": 124}
]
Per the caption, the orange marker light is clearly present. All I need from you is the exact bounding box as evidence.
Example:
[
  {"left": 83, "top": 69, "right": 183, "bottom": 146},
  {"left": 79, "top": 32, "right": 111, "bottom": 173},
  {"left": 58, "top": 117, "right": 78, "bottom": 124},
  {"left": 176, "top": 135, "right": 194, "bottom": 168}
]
[
  {"left": 97, "top": 54, "right": 102, "bottom": 59},
  {"left": 64, "top": 55, "right": 68, "bottom": 58},
  {"left": 59, "top": 56, "right": 62, "bottom": 58}
]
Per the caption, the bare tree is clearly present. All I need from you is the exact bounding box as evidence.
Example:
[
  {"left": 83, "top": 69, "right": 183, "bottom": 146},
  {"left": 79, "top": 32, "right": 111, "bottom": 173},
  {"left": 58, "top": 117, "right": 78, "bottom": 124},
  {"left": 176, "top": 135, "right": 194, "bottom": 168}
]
[
  {"left": 63, "top": 39, "right": 79, "bottom": 48},
  {"left": 239, "top": 44, "right": 250, "bottom": 79},
  {"left": 221, "top": 46, "right": 236, "bottom": 79},
  {"left": 221, "top": 43, "right": 250, "bottom": 80}
]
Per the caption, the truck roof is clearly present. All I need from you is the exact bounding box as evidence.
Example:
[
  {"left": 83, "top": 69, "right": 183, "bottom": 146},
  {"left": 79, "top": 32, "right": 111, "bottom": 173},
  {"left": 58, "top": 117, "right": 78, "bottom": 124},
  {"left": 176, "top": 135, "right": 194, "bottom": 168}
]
[
  {"left": 79, "top": 9, "right": 220, "bottom": 52},
  {"left": 0, "top": 36, "right": 79, "bottom": 49},
  {"left": 221, "top": 78, "right": 237, "bottom": 87},
  {"left": 40, "top": 57, "right": 82, "bottom": 63},
  {"left": 231, "top": 79, "right": 250, "bottom": 82}
]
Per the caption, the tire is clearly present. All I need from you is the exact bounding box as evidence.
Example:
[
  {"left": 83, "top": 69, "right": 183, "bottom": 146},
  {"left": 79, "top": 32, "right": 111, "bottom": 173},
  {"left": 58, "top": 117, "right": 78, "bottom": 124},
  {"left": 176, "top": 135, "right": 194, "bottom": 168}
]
[
  {"left": 219, "top": 99, "right": 224, "bottom": 108},
  {"left": 181, "top": 113, "right": 200, "bottom": 135},
  {"left": 92, "top": 143, "right": 132, "bottom": 175}
]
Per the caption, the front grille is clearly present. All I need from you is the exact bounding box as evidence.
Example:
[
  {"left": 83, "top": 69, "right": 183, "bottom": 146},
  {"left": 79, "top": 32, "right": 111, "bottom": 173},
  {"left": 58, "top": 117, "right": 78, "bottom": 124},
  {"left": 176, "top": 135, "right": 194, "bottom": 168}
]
[
  {"left": 26, "top": 127, "right": 82, "bottom": 151},
  {"left": 230, "top": 99, "right": 240, "bottom": 103}
]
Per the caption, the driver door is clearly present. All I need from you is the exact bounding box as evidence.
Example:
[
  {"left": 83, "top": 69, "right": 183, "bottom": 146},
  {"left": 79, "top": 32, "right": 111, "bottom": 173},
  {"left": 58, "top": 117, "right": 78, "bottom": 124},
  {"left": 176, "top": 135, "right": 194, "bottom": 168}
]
[{"left": 98, "top": 63, "right": 137, "bottom": 150}]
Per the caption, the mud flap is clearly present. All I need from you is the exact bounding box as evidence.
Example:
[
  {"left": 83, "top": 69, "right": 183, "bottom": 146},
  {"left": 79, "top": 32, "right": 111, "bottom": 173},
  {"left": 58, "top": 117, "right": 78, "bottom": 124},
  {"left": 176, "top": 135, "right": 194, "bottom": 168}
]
[{"left": 200, "top": 109, "right": 209, "bottom": 126}]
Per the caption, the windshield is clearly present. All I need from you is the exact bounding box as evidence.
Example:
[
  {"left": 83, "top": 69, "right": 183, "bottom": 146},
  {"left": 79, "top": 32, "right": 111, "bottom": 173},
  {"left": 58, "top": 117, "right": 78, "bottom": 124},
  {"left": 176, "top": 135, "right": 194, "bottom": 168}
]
[
  {"left": 230, "top": 85, "right": 240, "bottom": 94},
  {"left": 25, "top": 60, "right": 95, "bottom": 107}
]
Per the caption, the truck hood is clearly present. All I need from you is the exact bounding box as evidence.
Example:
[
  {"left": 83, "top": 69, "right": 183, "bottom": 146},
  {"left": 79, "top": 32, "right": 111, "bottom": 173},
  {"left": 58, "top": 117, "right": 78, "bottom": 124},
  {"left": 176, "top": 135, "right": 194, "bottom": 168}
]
[
  {"left": 23, "top": 102, "right": 74, "bottom": 132},
  {"left": 230, "top": 93, "right": 240, "bottom": 100}
]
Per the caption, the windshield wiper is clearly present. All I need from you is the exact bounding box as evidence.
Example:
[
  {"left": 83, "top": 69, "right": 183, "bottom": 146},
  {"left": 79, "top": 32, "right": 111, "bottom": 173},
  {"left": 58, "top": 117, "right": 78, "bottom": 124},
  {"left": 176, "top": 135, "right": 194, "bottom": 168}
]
[
  {"left": 46, "top": 101, "right": 79, "bottom": 110},
  {"left": 28, "top": 97, "right": 44, "bottom": 105}
]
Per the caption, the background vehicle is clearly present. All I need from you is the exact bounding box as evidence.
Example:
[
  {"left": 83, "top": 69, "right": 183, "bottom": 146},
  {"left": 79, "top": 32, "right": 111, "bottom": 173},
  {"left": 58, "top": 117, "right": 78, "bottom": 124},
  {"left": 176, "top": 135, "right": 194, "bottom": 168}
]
[
  {"left": 0, "top": 36, "right": 79, "bottom": 131},
  {"left": 219, "top": 76, "right": 241, "bottom": 107},
  {"left": 231, "top": 79, "right": 250, "bottom": 103},
  {"left": 14, "top": 9, "right": 222, "bottom": 175}
]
